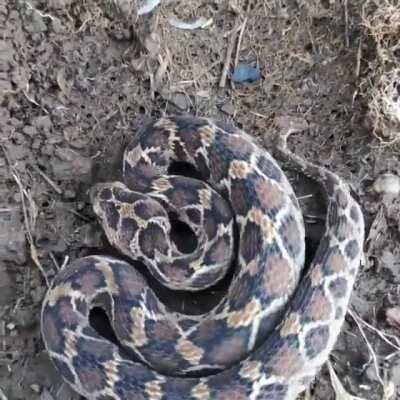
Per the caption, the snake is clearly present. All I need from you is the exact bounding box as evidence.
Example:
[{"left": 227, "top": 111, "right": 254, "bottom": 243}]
[{"left": 41, "top": 115, "right": 365, "bottom": 400}]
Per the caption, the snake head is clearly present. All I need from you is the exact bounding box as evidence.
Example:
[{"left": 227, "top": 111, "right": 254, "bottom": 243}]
[
  {"left": 90, "top": 182, "right": 171, "bottom": 259},
  {"left": 90, "top": 182, "right": 128, "bottom": 234}
]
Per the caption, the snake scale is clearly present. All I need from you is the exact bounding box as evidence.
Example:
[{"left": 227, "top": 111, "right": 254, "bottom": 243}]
[{"left": 41, "top": 116, "right": 365, "bottom": 400}]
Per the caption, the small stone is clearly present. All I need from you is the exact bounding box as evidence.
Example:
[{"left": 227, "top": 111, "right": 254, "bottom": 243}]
[
  {"left": 0, "top": 265, "right": 15, "bottom": 306},
  {"left": 41, "top": 144, "right": 54, "bottom": 156},
  {"left": 273, "top": 115, "right": 309, "bottom": 134},
  {"left": 40, "top": 389, "right": 55, "bottom": 400},
  {"left": 0, "top": 40, "right": 14, "bottom": 71},
  {"left": 64, "top": 189, "right": 76, "bottom": 199},
  {"left": 170, "top": 93, "right": 189, "bottom": 111},
  {"left": 386, "top": 307, "right": 400, "bottom": 330},
  {"left": 22, "top": 125, "right": 37, "bottom": 137},
  {"left": 30, "top": 384, "right": 41, "bottom": 394},
  {"left": 12, "top": 132, "right": 24, "bottom": 144},
  {"left": 51, "top": 17, "right": 64, "bottom": 34},
  {"left": 79, "top": 224, "right": 103, "bottom": 248},
  {"left": 6, "top": 143, "right": 28, "bottom": 160},
  {"left": 373, "top": 173, "right": 400, "bottom": 196},
  {"left": 0, "top": 79, "right": 12, "bottom": 103},
  {"left": 0, "top": 210, "right": 27, "bottom": 264},
  {"left": 144, "top": 33, "right": 161, "bottom": 58},
  {"left": 63, "top": 126, "right": 88, "bottom": 149},
  {"left": 33, "top": 115, "right": 52, "bottom": 134},
  {"left": 13, "top": 307, "right": 37, "bottom": 328},
  {"left": 196, "top": 90, "right": 209, "bottom": 98},
  {"left": 7, "top": 322, "right": 15, "bottom": 330},
  {"left": 13, "top": 192, "right": 22, "bottom": 203},
  {"left": 364, "top": 362, "right": 380, "bottom": 383},
  {"left": 32, "top": 138, "right": 42, "bottom": 150},
  {"left": 161, "top": 88, "right": 190, "bottom": 111},
  {"left": 52, "top": 148, "right": 92, "bottom": 181},
  {"left": 389, "top": 358, "right": 400, "bottom": 393},
  {"left": 48, "top": 0, "right": 74, "bottom": 9},
  {"left": 26, "top": 12, "right": 47, "bottom": 33},
  {"left": 131, "top": 56, "right": 146, "bottom": 72},
  {"left": 31, "top": 285, "right": 46, "bottom": 303},
  {"left": 220, "top": 102, "right": 235, "bottom": 116}
]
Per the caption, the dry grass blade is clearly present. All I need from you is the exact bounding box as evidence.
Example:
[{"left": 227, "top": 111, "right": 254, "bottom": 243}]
[
  {"left": 219, "top": 17, "right": 241, "bottom": 88},
  {"left": 1, "top": 145, "right": 49, "bottom": 287},
  {"left": 350, "top": 308, "right": 400, "bottom": 351},
  {"left": 30, "top": 163, "right": 62, "bottom": 194},
  {"left": 0, "top": 387, "right": 7, "bottom": 400},
  {"left": 327, "top": 361, "right": 366, "bottom": 400},
  {"left": 11, "top": 171, "right": 48, "bottom": 287},
  {"left": 348, "top": 309, "right": 383, "bottom": 387},
  {"left": 347, "top": 309, "right": 398, "bottom": 400}
]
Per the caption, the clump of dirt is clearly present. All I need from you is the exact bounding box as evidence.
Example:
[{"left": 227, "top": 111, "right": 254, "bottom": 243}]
[{"left": 1, "top": 1, "right": 400, "bottom": 399}]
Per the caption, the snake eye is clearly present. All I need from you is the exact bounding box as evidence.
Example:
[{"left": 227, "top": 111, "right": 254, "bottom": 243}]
[{"left": 115, "top": 204, "right": 121, "bottom": 211}]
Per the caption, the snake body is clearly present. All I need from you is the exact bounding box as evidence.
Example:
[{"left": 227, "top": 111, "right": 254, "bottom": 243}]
[{"left": 41, "top": 116, "right": 364, "bottom": 399}]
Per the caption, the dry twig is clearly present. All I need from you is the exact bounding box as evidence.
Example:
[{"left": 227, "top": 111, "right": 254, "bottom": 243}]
[
  {"left": 30, "top": 163, "right": 62, "bottom": 194},
  {"left": 1, "top": 145, "right": 49, "bottom": 287},
  {"left": 219, "top": 18, "right": 241, "bottom": 88}
]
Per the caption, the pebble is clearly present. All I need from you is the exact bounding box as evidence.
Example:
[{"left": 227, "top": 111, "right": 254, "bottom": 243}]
[
  {"left": 220, "top": 102, "right": 235, "bottom": 116},
  {"left": 144, "top": 33, "right": 161, "bottom": 58},
  {"left": 169, "top": 93, "right": 189, "bottom": 111},
  {"left": 30, "top": 384, "right": 41, "bottom": 394},
  {"left": 33, "top": 115, "right": 52, "bottom": 134},
  {"left": 41, "top": 143, "right": 54, "bottom": 156},
  {"left": 0, "top": 210, "right": 27, "bottom": 264},
  {"left": 160, "top": 88, "right": 190, "bottom": 111},
  {"left": 31, "top": 285, "right": 47, "bottom": 304},
  {"left": 0, "top": 266, "right": 15, "bottom": 306},
  {"left": 386, "top": 306, "right": 400, "bottom": 330},
  {"left": 79, "top": 224, "right": 104, "bottom": 248},
  {"left": 273, "top": 115, "right": 309, "bottom": 134},
  {"left": 52, "top": 148, "right": 92, "bottom": 181},
  {"left": 25, "top": 12, "right": 47, "bottom": 34},
  {"left": 13, "top": 307, "right": 37, "bottom": 328},
  {"left": 63, "top": 126, "right": 88, "bottom": 149},
  {"left": 64, "top": 188, "right": 76, "bottom": 199},
  {"left": 0, "top": 40, "right": 15, "bottom": 69},
  {"left": 7, "top": 322, "right": 15, "bottom": 330},
  {"left": 32, "top": 138, "right": 43, "bottom": 150},
  {"left": 22, "top": 125, "right": 37, "bottom": 137},
  {"left": 373, "top": 173, "right": 400, "bottom": 196},
  {"left": 40, "top": 389, "right": 55, "bottom": 400},
  {"left": 48, "top": 0, "right": 74, "bottom": 9}
]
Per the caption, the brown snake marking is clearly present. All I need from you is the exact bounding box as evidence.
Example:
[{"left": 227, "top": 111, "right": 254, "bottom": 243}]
[{"left": 41, "top": 116, "right": 364, "bottom": 399}]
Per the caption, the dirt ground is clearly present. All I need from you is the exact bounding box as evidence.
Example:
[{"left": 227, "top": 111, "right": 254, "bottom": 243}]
[{"left": 1, "top": 0, "right": 400, "bottom": 399}]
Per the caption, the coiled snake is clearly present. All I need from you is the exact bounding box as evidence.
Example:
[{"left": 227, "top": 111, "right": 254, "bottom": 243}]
[{"left": 41, "top": 116, "right": 364, "bottom": 399}]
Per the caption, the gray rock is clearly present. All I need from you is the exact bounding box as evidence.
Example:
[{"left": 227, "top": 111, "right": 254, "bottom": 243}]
[
  {"left": 51, "top": 148, "right": 92, "bottom": 181},
  {"left": 0, "top": 210, "right": 27, "bottom": 264},
  {"left": 0, "top": 263, "right": 15, "bottom": 305}
]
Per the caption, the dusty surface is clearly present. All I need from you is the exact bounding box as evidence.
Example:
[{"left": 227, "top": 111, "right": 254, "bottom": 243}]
[{"left": 1, "top": 1, "right": 400, "bottom": 399}]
